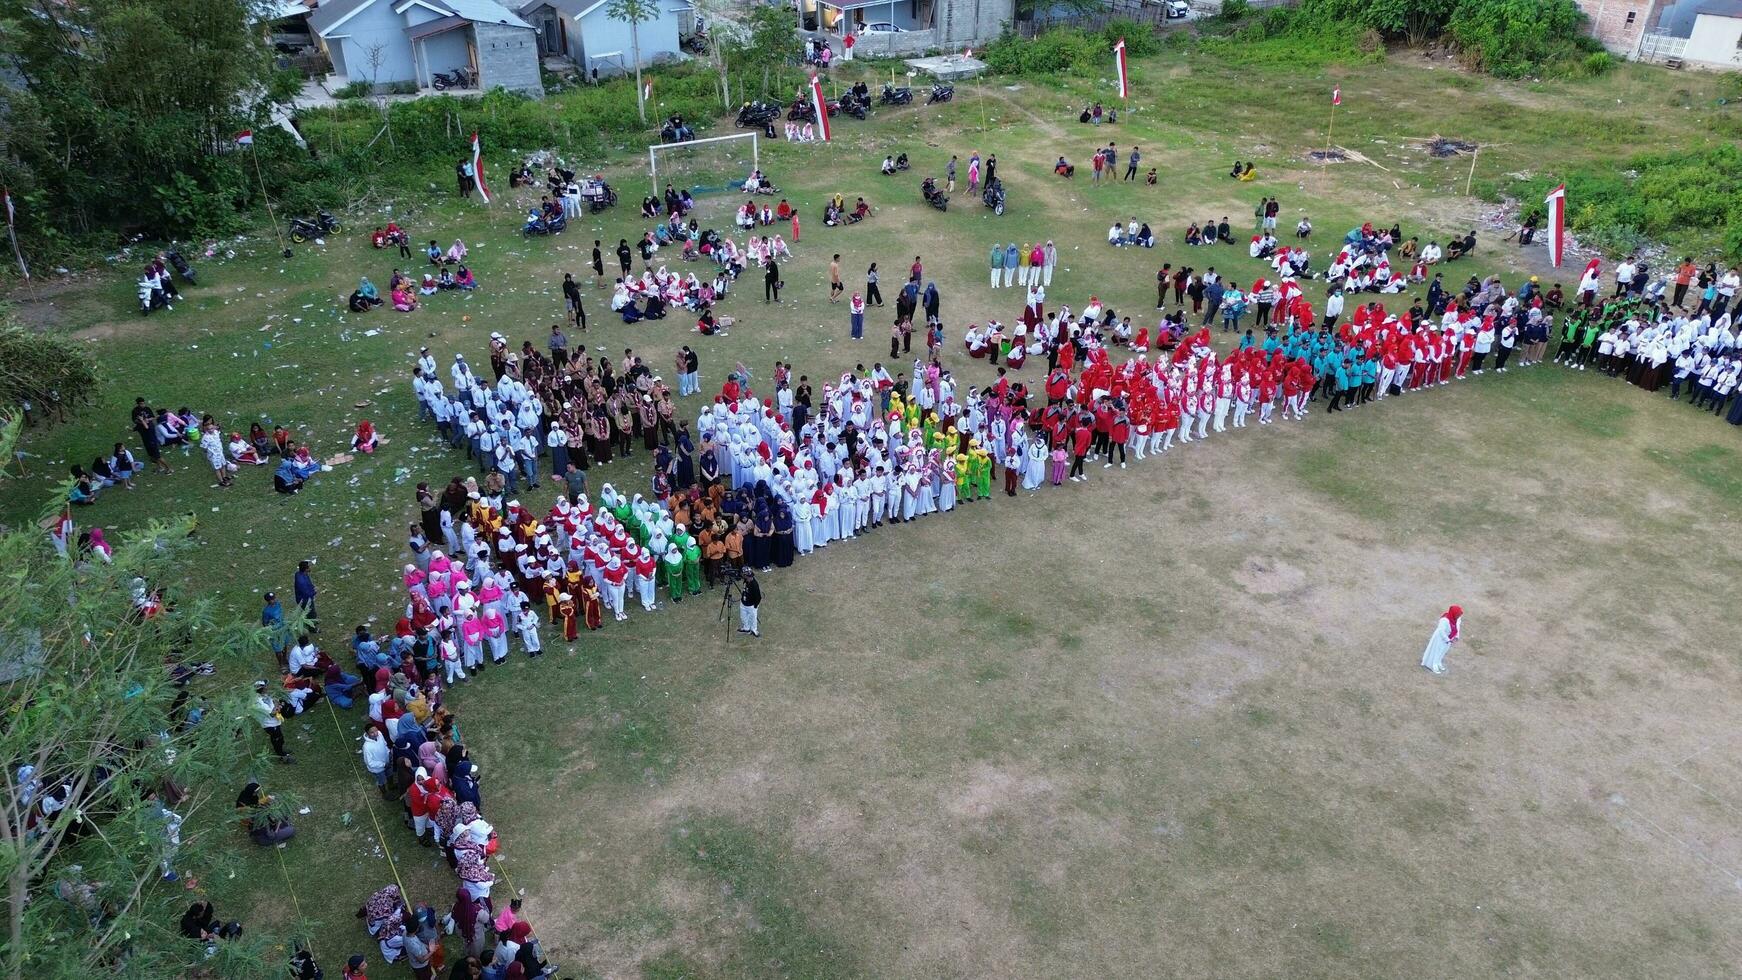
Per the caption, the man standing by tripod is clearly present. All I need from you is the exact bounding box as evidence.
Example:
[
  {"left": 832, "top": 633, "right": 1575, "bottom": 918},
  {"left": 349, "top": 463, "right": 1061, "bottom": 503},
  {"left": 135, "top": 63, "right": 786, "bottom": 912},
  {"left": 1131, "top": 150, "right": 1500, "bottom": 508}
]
[{"left": 737, "top": 568, "right": 762, "bottom": 637}]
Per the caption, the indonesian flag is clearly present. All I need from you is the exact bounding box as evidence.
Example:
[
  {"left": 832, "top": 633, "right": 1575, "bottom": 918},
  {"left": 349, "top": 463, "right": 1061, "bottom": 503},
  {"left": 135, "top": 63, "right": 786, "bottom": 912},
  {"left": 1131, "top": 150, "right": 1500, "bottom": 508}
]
[
  {"left": 1114, "top": 37, "right": 1129, "bottom": 100},
  {"left": 3, "top": 188, "right": 13, "bottom": 229},
  {"left": 234, "top": 129, "right": 254, "bottom": 145},
  {"left": 1544, "top": 183, "right": 1566, "bottom": 268},
  {"left": 643, "top": 78, "right": 653, "bottom": 102},
  {"left": 964, "top": 47, "right": 973, "bottom": 58},
  {"left": 808, "top": 72, "right": 831, "bottom": 142},
  {"left": 470, "top": 132, "right": 492, "bottom": 204},
  {"left": 1331, "top": 86, "right": 1341, "bottom": 106}
]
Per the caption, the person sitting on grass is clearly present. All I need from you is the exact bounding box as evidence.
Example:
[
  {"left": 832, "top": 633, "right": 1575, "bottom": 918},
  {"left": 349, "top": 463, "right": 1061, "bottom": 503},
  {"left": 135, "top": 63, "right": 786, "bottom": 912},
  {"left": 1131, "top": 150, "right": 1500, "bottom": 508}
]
[
  {"left": 437, "top": 268, "right": 457, "bottom": 290},
  {"left": 1107, "top": 221, "right": 1126, "bottom": 247},
  {"left": 881, "top": 155, "right": 897, "bottom": 175},
  {"left": 235, "top": 781, "right": 296, "bottom": 845},
  {"left": 446, "top": 239, "right": 467, "bottom": 264},
  {"left": 1238, "top": 162, "right": 1256, "bottom": 181},
  {"left": 1445, "top": 231, "right": 1476, "bottom": 261},
  {"left": 352, "top": 419, "right": 380, "bottom": 454},
  {"left": 1297, "top": 217, "right": 1313, "bottom": 239},
  {"left": 229, "top": 432, "right": 265, "bottom": 466},
  {"left": 850, "top": 198, "right": 871, "bottom": 223},
  {"left": 1135, "top": 222, "right": 1155, "bottom": 248},
  {"left": 392, "top": 284, "right": 418, "bottom": 312},
  {"left": 1186, "top": 223, "right": 1203, "bottom": 246},
  {"left": 1055, "top": 156, "right": 1075, "bottom": 177},
  {"left": 274, "top": 456, "right": 305, "bottom": 494},
  {"left": 419, "top": 273, "right": 438, "bottom": 296},
  {"left": 964, "top": 324, "right": 988, "bottom": 358},
  {"left": 454, "top": 266, "right": 477, "bottom": 290}
]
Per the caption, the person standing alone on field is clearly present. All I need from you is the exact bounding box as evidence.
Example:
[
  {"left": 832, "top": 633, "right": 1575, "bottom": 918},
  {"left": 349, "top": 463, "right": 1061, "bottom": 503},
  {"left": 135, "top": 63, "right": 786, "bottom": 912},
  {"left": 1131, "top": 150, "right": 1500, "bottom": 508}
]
[
  {"left": 1420, "top": 605, "right": 1462, "bottom": 675},
  {"left": 829, "top": 254, "right": 843, "bottom": 303},
  {"left": 1125, "top": 145, "right": 1141, "bottom": 181},
  {"left": 765, "top": 257, "right": 781, "bottom": 303}
]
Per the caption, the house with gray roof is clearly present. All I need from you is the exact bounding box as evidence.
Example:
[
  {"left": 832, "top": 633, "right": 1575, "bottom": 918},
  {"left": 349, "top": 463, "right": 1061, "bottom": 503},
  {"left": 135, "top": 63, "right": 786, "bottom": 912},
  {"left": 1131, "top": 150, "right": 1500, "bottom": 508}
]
[{"left": 307, "top": 0, "right": 544, "bottom": 95}]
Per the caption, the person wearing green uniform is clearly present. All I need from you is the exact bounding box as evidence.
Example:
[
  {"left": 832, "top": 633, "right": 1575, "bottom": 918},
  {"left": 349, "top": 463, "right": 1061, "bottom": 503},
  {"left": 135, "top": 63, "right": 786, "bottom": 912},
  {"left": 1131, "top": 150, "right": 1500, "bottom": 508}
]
[
  {"left": 954, "top": 453, "right": 972, "bottom": 501},
  {"left": 662, "top": 545, "right": 685, "bottom": 602},
  {"left": 1555, "top": 310, "right": 1583, "bottom": 365},
  {"left": 969, "top": 446, "right": 993, "bottom": 500},
  {"left": 682, "top": 540, "right": 703, "bottom": 596}
]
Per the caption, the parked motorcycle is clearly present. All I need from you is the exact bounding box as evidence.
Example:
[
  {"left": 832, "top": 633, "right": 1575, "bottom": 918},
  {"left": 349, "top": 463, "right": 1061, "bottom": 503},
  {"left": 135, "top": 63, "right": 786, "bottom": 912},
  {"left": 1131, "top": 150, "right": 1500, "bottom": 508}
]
[
  {"left": 432, "top": 67, "right": 471, "bottom": 91},
  {"left": 166, "top": 249, "right": 197, "bottom": 284},
  {"left": 288, "top": 210, "right": 340, "bottom": 243},
  {"left": 736, "top": 100, "right": 782, "bottom": 128},
  {"left": 927, "top": 83, "right": 954, "bottom": 105},
  {"left": 878, "top": 84, "right": 912, "bottom": 106},
  {"left": 786, "top": 96, "right": 840, "bottom": 122}
]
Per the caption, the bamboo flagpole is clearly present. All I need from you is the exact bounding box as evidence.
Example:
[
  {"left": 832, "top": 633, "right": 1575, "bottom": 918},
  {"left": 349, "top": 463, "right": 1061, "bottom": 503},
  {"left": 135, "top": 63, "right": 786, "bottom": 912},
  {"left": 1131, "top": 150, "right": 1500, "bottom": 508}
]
[
  {"left": 238, "top": 131, "right": 292, "bottom": 256},
  {"left": 1323, "top": 85, "right": 1340, "bottom": 167},
  {"left": 3, "top": 188, "right": 28, "bottom": 282}
]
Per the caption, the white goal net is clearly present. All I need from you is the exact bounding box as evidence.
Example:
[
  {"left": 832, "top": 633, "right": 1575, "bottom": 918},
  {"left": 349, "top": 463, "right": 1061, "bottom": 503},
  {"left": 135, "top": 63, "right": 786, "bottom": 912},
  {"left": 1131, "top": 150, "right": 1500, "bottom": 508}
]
[{"left": 648, "top": 131, "right": 760, "bottom": 198}]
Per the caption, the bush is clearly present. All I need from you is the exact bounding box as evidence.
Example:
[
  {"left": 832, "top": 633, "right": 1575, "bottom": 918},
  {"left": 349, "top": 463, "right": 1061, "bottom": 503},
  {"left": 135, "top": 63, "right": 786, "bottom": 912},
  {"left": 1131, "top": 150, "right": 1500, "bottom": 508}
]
[
  {"left": 333, "top": 80, "right": 375, "bottom": 99},
  {"left": 0, "top": 316, "right": 101, "bottom": 419},
  {"left": 1520, "top": 144, "right": 1742, "bottom": 261},
  {"left": 386, "top": 80, "right": 420, "bottom": 95},
  {"left": 1581, "top": 51, "right": 1616, "bottom": 76},
  {"left": 1446, "top": 0, "right": 1585, "bottom": 77},
  {"left": 1218, "top": 0, "right": 1249, "bottom": 21}
]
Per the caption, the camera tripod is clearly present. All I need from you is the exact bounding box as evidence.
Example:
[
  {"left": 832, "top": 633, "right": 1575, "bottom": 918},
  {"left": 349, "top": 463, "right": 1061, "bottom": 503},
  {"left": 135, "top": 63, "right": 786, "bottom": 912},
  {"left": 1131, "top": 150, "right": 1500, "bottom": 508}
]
[{"left": 717, "top": 578, "right": 741, "bottom": 638}]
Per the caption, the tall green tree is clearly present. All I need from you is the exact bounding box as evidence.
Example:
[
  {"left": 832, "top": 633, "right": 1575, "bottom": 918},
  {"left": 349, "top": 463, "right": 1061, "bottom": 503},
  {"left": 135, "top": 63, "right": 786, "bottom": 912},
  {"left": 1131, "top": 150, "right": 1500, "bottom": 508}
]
[
  {"left": 0, "top": 421, "right": 286, "bottom": 980},
  {"left": 0, "top": 0, "right": 285, "bottom": 244},
  {"left": 605, "top": 0, "right": 656, "bottom": 124}
]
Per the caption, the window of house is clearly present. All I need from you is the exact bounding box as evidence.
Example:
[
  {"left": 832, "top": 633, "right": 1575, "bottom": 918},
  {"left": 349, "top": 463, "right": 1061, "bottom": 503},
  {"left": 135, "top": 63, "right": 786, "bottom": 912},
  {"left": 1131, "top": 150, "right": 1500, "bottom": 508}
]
[{"left": 1624, "top": 10, "right": 1636, "bottom": 25}]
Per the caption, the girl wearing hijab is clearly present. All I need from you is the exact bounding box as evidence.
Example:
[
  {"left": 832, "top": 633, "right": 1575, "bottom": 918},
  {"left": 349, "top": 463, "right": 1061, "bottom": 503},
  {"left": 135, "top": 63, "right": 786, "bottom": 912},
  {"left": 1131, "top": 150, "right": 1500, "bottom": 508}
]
[
  {"left": 352, "top": 419, "right": 379, "bottom": 454},
  {"left": 772, "top": 502, "right": 795, "bottom": 568},
  {"left": 361, "top": 884, "right": 408, "bottom": 963},
  {"left": 1419, "top": 605, "right": 1462, "bottom": 675}
]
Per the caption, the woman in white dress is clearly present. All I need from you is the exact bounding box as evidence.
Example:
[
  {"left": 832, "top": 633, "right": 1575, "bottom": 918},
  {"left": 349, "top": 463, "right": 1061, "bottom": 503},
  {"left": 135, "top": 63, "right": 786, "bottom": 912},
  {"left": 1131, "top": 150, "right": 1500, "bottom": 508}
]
[{"left": 1420, "top": 605, "right": 1463, "bottom": 674}]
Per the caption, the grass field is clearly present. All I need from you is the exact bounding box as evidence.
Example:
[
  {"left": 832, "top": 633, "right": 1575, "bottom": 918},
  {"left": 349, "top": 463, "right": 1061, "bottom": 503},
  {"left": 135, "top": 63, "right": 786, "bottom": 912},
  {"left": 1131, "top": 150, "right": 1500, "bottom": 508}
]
[{"left": 7, "top": 44, "right": 1742, "bottom": 979}]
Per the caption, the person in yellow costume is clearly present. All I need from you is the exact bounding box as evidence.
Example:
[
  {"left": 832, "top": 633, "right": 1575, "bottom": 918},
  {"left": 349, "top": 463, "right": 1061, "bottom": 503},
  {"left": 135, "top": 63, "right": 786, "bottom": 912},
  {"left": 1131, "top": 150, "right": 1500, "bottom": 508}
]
[
  {"left": 968, "top": 442, "right": 993, "bottom": 500},
  {"left": 954, "top": 453, "right": 972, "bottom": 499}
]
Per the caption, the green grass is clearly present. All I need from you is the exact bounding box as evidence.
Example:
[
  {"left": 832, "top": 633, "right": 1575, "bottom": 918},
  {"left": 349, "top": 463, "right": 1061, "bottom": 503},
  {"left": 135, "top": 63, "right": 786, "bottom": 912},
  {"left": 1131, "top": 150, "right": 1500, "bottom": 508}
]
[{"left": 6, "top": 38, "right": 1742, "bottom": 980}]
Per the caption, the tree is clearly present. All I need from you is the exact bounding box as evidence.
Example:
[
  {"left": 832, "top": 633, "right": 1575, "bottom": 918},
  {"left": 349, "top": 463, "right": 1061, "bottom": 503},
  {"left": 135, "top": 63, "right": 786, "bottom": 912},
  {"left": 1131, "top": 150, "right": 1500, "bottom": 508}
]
[
  {"left": 722, "top": 4, "right": 803, "bottom": 98},
  {"left": 0, "top": 0, "right": 280, "bottom": 241},
  {"left": 605, "top": 0, "right": 656, "bottom": 124},
  {"left": 0, "top": 318, "right": 100, "bottom": 430},
  {"left": 0, "top": 420, "right": 286, "bottom": 980},
  {"left": 691, "top": 0, "right": 738, "bottom": 111}
]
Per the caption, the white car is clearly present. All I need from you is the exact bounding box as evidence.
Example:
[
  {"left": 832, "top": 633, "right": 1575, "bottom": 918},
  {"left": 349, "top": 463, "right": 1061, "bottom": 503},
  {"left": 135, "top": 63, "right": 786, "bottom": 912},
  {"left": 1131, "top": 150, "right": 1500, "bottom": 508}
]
[
  {"left": 860, "top": 22, "right": 905, "bottom": 33},
  {"left": 1164, "top": 0, "right": 1189, "bottom": 16}
]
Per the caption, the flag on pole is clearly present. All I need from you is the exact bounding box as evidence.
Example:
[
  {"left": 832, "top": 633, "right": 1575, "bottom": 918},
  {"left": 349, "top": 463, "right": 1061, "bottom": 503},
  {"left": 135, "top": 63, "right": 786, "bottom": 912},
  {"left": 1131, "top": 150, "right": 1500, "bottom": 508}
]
[
  {"left": 470, "top": 132, "right": 492, "bottom": 204},
  {"left": 643, "top": 78, "right": 653, "bottom": 103},
  {"left": 1114, "top": 37, "right": 1129, "bottom": 100},
  {"left": 3, "top": 188, "right": 13, "bottom": 229},
  {"left": 1544, "top": 183, "right": 1566, "bottom": 268},
  {"left": 963, "top": 47, "right": 973, "bottom": 58},
  {"left": 234, "top": 129, "right": 254, "bottom": 145},
  {"left": 808, "top": 72, "right": 831, "bottom": 142},
  {"left": 1331, "top": 86, "right": 1341, "bottom": 106}
]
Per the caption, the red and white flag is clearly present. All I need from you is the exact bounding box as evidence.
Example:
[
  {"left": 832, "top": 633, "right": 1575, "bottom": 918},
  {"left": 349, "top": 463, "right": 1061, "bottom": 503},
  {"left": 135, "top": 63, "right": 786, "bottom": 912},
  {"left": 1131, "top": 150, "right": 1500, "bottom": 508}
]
[
  {"left": 1544, "top": 183, "right": 1566, "bottom": 268},
  {"left": 1331, "top": 86, "right": 1341, "bottom": 106},
  {"left": 643, "top": 78, "right": 653, "bottom": 102},
  {"left": 470, "top": 132, "right": 492, "bottom": 204},
  {"left": 1114, "top": 37, "right": 1129, "bottom": 100},
  {"left": 963, "top": 47, "right": 973, "bottom": 58},
  {"left": 234, "top": 129, "right": 254, "bottom": 145},
  {"left": 3, "top": 188, "right": 14, "bottom": 229},
  {"left": 808, "top": 72, "right": 831, "bottom": 142}
]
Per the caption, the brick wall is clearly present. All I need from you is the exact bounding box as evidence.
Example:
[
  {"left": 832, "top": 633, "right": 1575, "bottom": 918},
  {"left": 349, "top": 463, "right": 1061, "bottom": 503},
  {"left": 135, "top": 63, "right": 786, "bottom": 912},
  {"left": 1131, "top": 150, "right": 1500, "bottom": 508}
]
[
  {"left": 475, "top": 22, "right": 545, "bottom": 97},
  {"left": 1574, "top": 0, "right": 1658, "bottom": 55}
]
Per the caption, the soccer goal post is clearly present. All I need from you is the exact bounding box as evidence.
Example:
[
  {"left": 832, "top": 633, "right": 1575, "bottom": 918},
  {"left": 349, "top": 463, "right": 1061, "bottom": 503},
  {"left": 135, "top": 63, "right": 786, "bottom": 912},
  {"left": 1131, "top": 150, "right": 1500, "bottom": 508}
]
[{"left": 648, "top": 131, "right": 759, "bottom": 196}]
